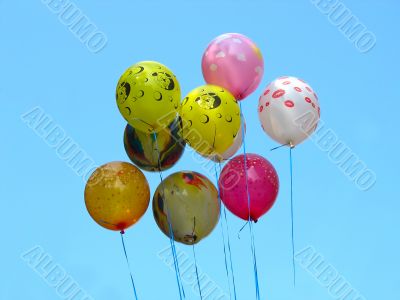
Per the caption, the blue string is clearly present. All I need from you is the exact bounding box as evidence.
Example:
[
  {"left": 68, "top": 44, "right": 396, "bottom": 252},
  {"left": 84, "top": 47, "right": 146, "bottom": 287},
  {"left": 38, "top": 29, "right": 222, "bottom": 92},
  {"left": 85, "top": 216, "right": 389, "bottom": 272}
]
[
  {"left": 223, "top": 205, "right": 238, "bottom": 300},
  {"left": 217, "top": 193, "right": 232, "bottom": 298},
  {"left": 270, "top": 144, "right": 297, "bottom": 287},
  {"left": 153, "top": 132, "right": 186, "bottom": 300},
  {"left": 167, "top": 220, "right": 185, "bottom": 300},
  {"left": 215, "top": 163, "right": 237, "bottom": 300},
  {"left": 249, "top": 222, "right": 260, "bottom": 299},
  {"left": 237, "top": 221, "right": 249, "bottom": 239},
  {"left": 270, "top": 143, "right": 290, "bottom": 151},
  {"left": 192, "top": 244, "right": 203, "bottom": 299},
  {"left": 220, "top": 219, "right": 232, "bottom": 298},
  {"left": 120, "top": 232, "right": 139, "bottom": 300},
  {"left": 289, "top": 147, "right": 296, "bottom": 287},
  {"left": 239, "top": 102, "right": 261, "bottom": 300}
]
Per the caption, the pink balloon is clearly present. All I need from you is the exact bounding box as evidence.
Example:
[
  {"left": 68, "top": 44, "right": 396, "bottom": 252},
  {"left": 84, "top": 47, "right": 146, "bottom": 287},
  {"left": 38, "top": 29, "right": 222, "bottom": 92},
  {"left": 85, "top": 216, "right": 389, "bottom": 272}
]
[
  {"left": 202, "top": 33, "right": 264, "bottom": 100},
  {"left": 218, "top": 153, "right": 279, "bottom": 222}
]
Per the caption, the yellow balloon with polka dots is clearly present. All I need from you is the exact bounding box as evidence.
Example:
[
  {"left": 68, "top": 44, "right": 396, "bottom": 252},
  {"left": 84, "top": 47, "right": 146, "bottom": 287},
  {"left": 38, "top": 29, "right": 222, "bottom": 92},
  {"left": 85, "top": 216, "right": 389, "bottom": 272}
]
[
  {"left": 180, "top": 85, "right": 241, "bottom": 158},
  {"left": 84, "top": 161, "right": 150, "bottom": 231},
  {"left": 116, "top": 61, "right": 181, "bottom": 133}
]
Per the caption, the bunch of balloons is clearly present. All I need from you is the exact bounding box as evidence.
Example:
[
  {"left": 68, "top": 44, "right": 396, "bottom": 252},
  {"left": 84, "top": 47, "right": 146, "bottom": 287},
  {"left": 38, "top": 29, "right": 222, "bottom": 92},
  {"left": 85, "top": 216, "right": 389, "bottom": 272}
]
[{"left": 84, "top": 32, "right": 320, "bottom": 253}]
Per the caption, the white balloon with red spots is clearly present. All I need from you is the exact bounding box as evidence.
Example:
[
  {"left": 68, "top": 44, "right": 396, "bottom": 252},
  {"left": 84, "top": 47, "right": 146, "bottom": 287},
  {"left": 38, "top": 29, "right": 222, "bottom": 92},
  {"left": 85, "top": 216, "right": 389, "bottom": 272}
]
[{"left": 258, "top": 76, "right": 320, "bottom": 146}]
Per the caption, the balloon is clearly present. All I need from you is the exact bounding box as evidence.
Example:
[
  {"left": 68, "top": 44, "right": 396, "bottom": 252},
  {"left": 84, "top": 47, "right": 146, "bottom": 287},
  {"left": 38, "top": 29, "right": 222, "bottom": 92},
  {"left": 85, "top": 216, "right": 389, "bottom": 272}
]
[
  {"left": 180, "top": 84, "right": 241, "bottom": 157},
  {"left": 124, "top": 117, "right": 185, "bottom": 172},
  {"left": 218, "top": 153, "right": 279, "bottom": 222},
  {"left": 258, "top": 76, "right": 320, "bottom": 146},
  {"left": 116, "top": 61, "right": 181, "bottom": 133},
  {"left": 202, "top": 33, "right": 264, "bottom": 100},
  {"left": 153, "top": 171, "right": 220, "bottom": 245},
  {"left": 204, "top": 118, "right": 246, "bottom": 162},
  {"left": 84, "top": 161, "right": 150, "bottom": 231}
]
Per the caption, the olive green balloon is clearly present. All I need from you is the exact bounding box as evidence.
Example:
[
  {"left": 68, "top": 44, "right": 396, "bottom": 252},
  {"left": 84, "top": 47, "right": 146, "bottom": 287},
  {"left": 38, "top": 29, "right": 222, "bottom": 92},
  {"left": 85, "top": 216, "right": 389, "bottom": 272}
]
[{"left": 153, "top": 171, "right": 220, "bottom": 245}]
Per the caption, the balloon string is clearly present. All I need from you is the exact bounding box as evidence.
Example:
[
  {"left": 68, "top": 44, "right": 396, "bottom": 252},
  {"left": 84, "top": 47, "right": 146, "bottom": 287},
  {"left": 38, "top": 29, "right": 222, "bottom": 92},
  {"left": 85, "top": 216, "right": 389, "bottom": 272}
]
[
  {"left": 239, "top": 102, "right": 261, "bottom": 300},
  {"left": 120, "top": 232, "right": 139, "bottom": 300},
  {"left": 191, "top": 219, "right": 203, "bottom": 299},
  {"left": 249, "top": 221, "right": 260, "bottom": 299},
  {"left": 270, "top": 143, "right": 290, "bottom": 151},
  {"left": 153, "top": 132, "right": 186, "bottom": 300},
  {"left": 237, "top": 221, "right": 249, "bottom": 239},
  {"left": 223, "top": 203, "right": 238, "bottom": 300},
  {"left": 217, "top": 196, "right": 232, "bottom": 299},
  {"left": 169, "top": 227, "right": 185, "bottom": 300},
  {"left": 192, "top": 244, "right": 203, "bottom": 299},
  {"left": 269, "top": 143, "right": 297, "bottom": 287},
  {"left": 215, "top": 163, "right": 237, "bottom": 300},
  {"left": 289, "top": 147, "right": 296, "bottom": 287}
]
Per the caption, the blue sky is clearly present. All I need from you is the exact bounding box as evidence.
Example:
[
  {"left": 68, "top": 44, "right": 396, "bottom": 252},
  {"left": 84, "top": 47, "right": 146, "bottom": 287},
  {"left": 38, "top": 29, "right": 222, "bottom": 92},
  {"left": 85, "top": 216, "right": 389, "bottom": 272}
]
[{"left": 1, "top": 0, "right": 399, "bottom": 299}]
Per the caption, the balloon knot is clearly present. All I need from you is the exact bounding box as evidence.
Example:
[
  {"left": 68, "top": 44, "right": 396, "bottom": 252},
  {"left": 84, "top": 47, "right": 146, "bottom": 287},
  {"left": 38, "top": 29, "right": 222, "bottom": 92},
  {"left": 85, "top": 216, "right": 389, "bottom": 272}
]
[{"left": 120, "top": 230, "right": 125, "bottom": 235}]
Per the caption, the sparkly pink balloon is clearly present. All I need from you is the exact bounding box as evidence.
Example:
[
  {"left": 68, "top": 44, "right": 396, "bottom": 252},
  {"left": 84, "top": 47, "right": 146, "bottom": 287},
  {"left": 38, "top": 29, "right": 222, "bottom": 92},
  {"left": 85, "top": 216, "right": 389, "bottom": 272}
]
[
  {"left": 218, "top": 153, "right": 279, "bottom": 222},
  {"left": 202, "top": 33, "right": 264, "bottom": 100}
]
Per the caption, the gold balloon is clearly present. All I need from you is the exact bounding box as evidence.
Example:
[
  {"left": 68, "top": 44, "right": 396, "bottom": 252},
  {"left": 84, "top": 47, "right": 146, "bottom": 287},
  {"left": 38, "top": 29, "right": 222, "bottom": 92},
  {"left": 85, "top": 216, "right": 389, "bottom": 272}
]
[
  {"left": 180, "top": 85, "right": 241, "bottom": 157},
  {"left": 153, "top": 171, "right": 220, "bottom": 245},
  {"left": 116, "top": 61, "right": 181, "bottom": 133},
  {"left": 84, "top": 161, "right": 150, "bottom": 231}
]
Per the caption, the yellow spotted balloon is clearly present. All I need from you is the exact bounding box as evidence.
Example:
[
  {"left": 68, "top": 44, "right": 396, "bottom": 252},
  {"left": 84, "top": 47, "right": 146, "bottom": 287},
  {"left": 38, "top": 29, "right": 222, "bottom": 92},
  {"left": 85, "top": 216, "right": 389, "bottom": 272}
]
[
  {"left": 116, "top": 61, "right": 181, "bottom": 133},
  {"left": 84, "top": 161, "right": 150, "bottom": 231},
  {"left": 180, "top": 85, "right": 241, "bottom": 157},
  {"left": 152, "top": 171, "right": 220, "bottom": 245}
]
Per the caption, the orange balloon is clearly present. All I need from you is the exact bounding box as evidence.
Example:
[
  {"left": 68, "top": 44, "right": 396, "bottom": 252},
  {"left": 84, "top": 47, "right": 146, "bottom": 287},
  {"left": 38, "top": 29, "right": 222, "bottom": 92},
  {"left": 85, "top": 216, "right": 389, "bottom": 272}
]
[{"left": 84, "top": 161, "right": 150, "bottom": 231}]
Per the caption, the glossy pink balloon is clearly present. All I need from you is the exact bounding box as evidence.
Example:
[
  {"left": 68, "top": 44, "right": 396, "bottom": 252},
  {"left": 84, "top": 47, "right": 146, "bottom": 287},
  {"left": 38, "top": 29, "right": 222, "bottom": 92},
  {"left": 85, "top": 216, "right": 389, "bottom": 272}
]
[
  {"left": 202, "top": 33, "right": 264, "bottom": 100},
  {"left": 218, "top": 153, "right": 279, "bottom": 222}
]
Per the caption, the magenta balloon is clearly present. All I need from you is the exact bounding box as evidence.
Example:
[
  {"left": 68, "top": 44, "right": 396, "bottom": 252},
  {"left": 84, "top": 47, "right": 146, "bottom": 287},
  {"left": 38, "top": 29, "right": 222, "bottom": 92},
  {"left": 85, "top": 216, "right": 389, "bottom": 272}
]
[
  {"left": 202, "top": 33, "right": 264, "bottom": 100},
  {"left": 218, "top": 153, "right": 279, "bottom": 222}
]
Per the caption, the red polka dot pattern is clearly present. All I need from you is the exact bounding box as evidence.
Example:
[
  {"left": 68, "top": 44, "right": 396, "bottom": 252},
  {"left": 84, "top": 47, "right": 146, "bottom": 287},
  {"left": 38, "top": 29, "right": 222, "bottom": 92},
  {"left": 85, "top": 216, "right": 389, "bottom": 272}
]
[
  {"left": 272, "top": 89, "right": 285, "bottom": 98},
  {"left": 284, "top": 100, "right": 294, "bottom": 108}
]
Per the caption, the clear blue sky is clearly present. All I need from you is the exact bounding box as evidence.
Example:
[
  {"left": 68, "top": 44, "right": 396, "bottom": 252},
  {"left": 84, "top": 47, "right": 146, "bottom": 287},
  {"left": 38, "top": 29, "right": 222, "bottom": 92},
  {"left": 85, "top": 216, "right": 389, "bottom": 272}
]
[{"left": 1, "top": 1, "right": 399, "bottom": 299}]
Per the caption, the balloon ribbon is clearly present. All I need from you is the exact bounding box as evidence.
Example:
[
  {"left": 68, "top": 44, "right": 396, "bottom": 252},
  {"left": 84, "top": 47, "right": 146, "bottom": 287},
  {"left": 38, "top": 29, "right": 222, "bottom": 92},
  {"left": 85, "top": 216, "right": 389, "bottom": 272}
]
[
  {"left": 120, "top": 231, "right": 139, "bottom": 300},
  {"left": 240, "top": 102, "right": 261, "bottom": 300},
  {"left": 191, "top": 218, "right": 203, "bottom": 300},
  {"left": 270, "top": 143, "right": 290, "bottom": 151},
  {"left": 153, "top": 132, "right": 186, "bottom": 299},
  {"left": 215, "top": 163, "right": 238, "bottom": 300},
  {"left": 270, "top": 143, "right": 297, "bottom": 287},
  {"left": 289, "top": 146, "right": 296, "bottom": 287}
]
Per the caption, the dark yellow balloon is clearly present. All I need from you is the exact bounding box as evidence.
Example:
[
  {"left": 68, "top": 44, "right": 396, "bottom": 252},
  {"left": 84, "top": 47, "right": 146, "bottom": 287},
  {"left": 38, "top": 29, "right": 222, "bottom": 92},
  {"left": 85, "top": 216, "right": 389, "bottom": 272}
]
[
  {"left": 84, "top": 161, "right": 150, "bottom": 231},
  {"left": 180, "top": 85, "right": 241, "bottom": 157},
  {"left": 116, "top": 61, "right": 181, "bottom": 133},
  {"left": 152, "top": 171, "right": 220, "bottom": 245}
]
